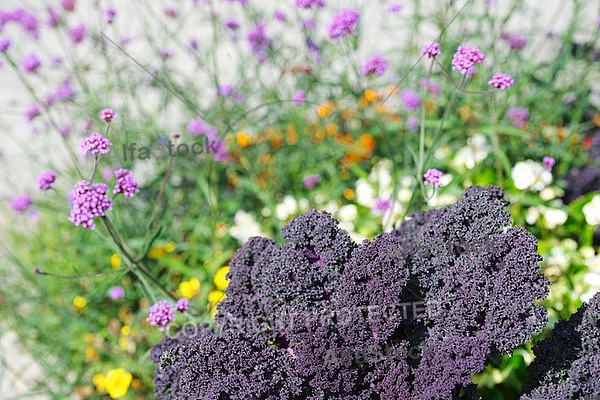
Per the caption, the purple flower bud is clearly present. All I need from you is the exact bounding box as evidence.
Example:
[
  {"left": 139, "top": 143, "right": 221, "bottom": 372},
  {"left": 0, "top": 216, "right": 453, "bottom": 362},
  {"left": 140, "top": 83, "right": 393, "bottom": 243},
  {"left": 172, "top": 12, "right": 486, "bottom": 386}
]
[
  {"left": 303, "top": 174, "right": 321, "bottom": 189},
  {"left": 424, "top": 168, "right": 443, "bottom": 187},
  {"left": 108, "top": 286, "right": 125, "bottom": 299},
  {"left": 37, "top": 170, "right": 57, "bottom": 190}
]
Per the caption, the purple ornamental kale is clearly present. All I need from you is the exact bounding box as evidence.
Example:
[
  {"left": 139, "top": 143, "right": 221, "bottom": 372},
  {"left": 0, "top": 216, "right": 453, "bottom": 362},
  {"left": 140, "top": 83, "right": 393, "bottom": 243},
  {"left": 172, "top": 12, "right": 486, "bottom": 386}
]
[
  {"left": 521, "top": 292, "right": 600, "bottom": 399},
  {"left": 151, "top": 186, "right": 550, "bottom": 399},
  {"left": 151, "top": 325, "right": 303, "bottom": 400}
]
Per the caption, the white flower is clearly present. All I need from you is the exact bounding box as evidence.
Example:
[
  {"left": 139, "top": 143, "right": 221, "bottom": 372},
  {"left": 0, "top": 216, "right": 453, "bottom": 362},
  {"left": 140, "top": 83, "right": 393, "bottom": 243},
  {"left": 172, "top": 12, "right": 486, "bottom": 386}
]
[
  {"left": 275, "top": 195, "right": 297, "bottom": 221},
  {"left": 540, "top": 186, "right": 564, "bottom": 201},
  {"left": 525, "top": 206, "right": 542, "bottom": 225},
  {"left": 229, "top": 210, "right": 265, "bottom": 244},
  {"left": 525, "top": 206, "right": 568, "bottom": 229},
  {"left": 543, "top": 208, "right": 568, "bottom": 229},
  {"left": 322, "top": 200, "right": 339, "bottom": 215},
  {"left": 298, "top": 198, "right": 309, "bottom": 212},
  {"left": 511, "top": 160, "right": 553, "bottom": 191},
  {"left": 582, "top": 255, "right": 600, "bottom": 302},
  {"left": 453, "top": 134, "right": 490, "bottom": 170},
  {"left": 338, "top": 204, "right": 357, "bottom": 222},
  {"left": 583, "top": 195, "right": 600, "bottom": 225},
  {"left": 355, "top": 178, "right": 376, "bottom": 208}
]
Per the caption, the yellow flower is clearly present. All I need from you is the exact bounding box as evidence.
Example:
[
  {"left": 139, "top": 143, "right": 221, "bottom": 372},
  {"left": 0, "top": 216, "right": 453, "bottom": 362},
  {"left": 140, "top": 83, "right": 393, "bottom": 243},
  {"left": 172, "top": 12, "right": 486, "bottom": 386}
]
[
  {"left": 214, "top": 266, "right": 230, "bottom": 291},
  {"left": 208, "top": 290, "right": 226, "bottom": 319},
  {"left": 215, "top": 221, "right": 228, "bottom": 237},
  {"left": 373, "top": 104, "right": 389, "bottom": 114},
  {"left": 208, "top": 289, "right": 225, "bottom": 304},
  {"left": 120, "top": 325, "right": 131, "bottom": 336},
  {"left": 164, "top": 241, "right": 176, "bottom": 253},
  {"left": 104, "top": 368, "right": 132, "bottom": 399},
  {"left": 286, "top": 125, "right": 298, "bottom": 144},
  {"left": 73, "top": 296, "right": 87, "bottom": 309},
  {"left": 425, "top": 99, "right": 437, "bottom": 115},
  {"left": 179, "top": 277, "right": 200, "bottom": 299},
  {"left": 363, "top": 89, "right": 379, "bottom": 102},
  {"left": 316, "top": 101, "right": 333, "bottom": 118},
  {"left": 92, "top": 373, "right": 105, "bottom": 392},
  {"left": 111, "top": 254, "right": 121, "bottom": 269},
  {"left": 85, "top": 347, "right": 98, "bottom": 361},
  {"left": 118, "top": 336, "right": 132, "bottom": 352},
  {"left": 147, "top": 246, "right": 166, "bottom": 259},
  {"left": 325, "top": 123, "right": 337, "bottom": 136}
]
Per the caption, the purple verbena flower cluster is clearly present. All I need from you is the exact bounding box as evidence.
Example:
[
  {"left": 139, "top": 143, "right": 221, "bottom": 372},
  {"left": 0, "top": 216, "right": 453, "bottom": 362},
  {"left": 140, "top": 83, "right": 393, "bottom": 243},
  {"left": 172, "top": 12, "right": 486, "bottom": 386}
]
[
  {"left": 46, "top": 83, "right": 75, "bottom": 106},
  {"left": 246, "top": 21, "right": 271, "bottom": 62},
  {"left": 150, "top": 186, "right": 556, "bottom": 399},
  {"left": 113, "top": 169, "right": 139, "bottom": 198},
  {"left": 68, "top": 180, "right": 113, "bottom": 229},
  {"left": 0, "top": 8, "right": 39, "bottom": 39},
  {"left": 175, "top": 298, "right": 189, "bottom": 312},
  {"left": 400, "top": 89, "right": 421, "bottom": 111},
  {"left": 186, "top": 119, "right": 230, "bottom": 162},
  {"left": 451, "top": 45, "right": 486, "bottom": 75},
  {"left": 68, "top": 23, "right": 85, "bottom": 44},
  {"left": 79, "top": 132, "right": 112, "bottom": 155},
  {"left": 37, "top": 170, "right": 57, "bottom": 190},
  {"left": 327, "top": 9, "right": 360, "bottom": 41},
  {"left": 147, "top": 299, "right": 189, "bottom": 331},
  {"left": 500, "top": 31, "right": 527, "bottom": 50},
  {"left": 147, "top": 300, "right": 176, "bottom": 332},
  {"left": 507, "top": 106, "right": 528, "bottom": 128},
  {"left": 21, "top": 53, "right": 41, "bottom": 73},
  {"left": 488, "top": 72, "right": 514, "bottom": 89},
  {"left": 99, "top": 108, "right": 117, "bottom": 123},
  {"left": 361, "top": 54, "right": 388, "bottom": 76},
  {"left": 423, "top": 168, "right": 443, "bottom": 187},
  {"left": 421, "top": 42, "right": 441, "bottom": 58},
  {"left": 24, "top": 104, "right": 40, "bottom": 122},
  {"left": 11, "top": 195, "right": 33, "bottom": 213},
  {"left": 295, "top": 0, "right": 324, "bottom": 9}
]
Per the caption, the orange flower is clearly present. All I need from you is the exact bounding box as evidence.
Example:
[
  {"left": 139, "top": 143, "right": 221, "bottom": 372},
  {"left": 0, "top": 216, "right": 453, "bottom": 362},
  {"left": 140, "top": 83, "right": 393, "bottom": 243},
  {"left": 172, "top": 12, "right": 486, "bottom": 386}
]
[
  {"left": 593, "top": 113, "right": 600, "bottom": 127},
  {"left": 316, "top": 101, "right": 334, "bottom": 118},
  {"left": 425, "top": 99, "right": 437, "bottom": 115},
  {"left": 325, "top": 123, "right": 337, "bottom": 136},
  {"left": 359, "top": 133, "right": 377, "bottom": 151},
  {"left": 373, "top": 104, "right": 389, "bottom": 114},
  {"left": 271, "top": 136, "right": 283, "bottom": 149},
  {"left": 286, "top": 125, "right": 298, "bottom": 144},
  {"left": 343, "top": 188, "right": 355, "bottom": 200},
  {"left": 236, "top": 131, "right": 251, "bottom": 147},
  {"left": 261, "top": 154, "right": 274, "bottom": 164},
  {"left": 363, "top": 89, "right": 379, "bottom": 103},
  {"left": 313, "top": 129, "right": 325, "bottom": 141},
  {"left": 557, "top": 127, "right": 568, "bottom": 142}
]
